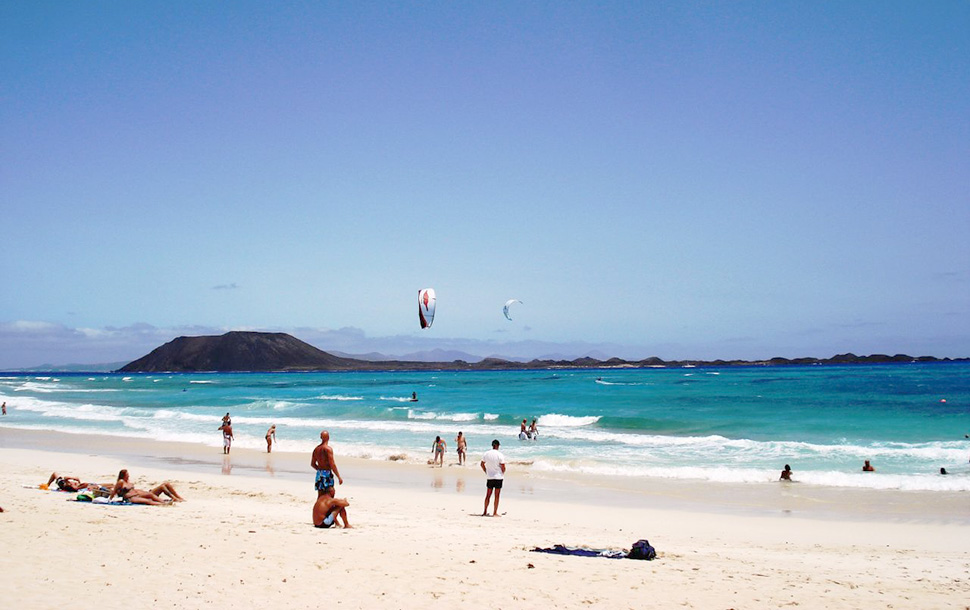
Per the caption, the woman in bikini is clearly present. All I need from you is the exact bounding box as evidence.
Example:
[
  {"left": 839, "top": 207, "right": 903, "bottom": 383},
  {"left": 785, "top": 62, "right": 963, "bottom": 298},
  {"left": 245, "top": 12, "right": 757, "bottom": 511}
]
[
  {"left": 266, "top": 424, "right": 276, "bottom": 453},
  {"left": 432, "top": 435, "right": 446, "bottom": 467},
  {"left": 109, "top": 469, "right": 185, "bottom": 505}
]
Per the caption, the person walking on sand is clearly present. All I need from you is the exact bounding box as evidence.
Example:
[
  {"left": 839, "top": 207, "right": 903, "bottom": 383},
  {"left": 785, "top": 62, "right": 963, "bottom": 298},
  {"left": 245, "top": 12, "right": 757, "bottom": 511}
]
[
  {"left": 481, "top": 439, "right": 506, "bottom": 517},
  {"left": 219, "top": 421, "right": 233, "bottom": 454},
  {"left": 311, "top": 430, "right": 343, "bottom": 497},
  {"left": 432, "top": 435, "right": 446, "bottom": 467},
  {"left": 266, "top": 424, "right": 277, "bottom": 453},
  {"left": 456, "top": 431, "right": 467, "bottom": 465}
]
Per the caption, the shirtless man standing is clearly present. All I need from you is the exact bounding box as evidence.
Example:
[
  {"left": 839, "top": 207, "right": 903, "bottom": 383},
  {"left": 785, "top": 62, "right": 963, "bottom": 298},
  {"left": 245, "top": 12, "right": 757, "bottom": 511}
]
[
  {"left": 218, "top": 422, "right": 233, "bottom": 454},
  {"left": 311, "top": 430, "right": 343, "bottom": 497}
]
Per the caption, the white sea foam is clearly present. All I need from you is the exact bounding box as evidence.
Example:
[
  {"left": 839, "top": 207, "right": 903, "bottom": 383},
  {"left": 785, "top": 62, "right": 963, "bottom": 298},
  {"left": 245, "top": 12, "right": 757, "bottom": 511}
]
[
  {"left": 189, "top": 380, "right": 215, "bottom": 384},
  {"left": 537, "top": 413, "right": 601, "bottom": 427},
  {"left": 407, "top": 410, "right": 438, "bottom": 420},
  {"left": 379, "top": 396, "right": 415, "bottom": 403},
  {"left": 14, "top": 381, "right": 61, "bottom": 393},
  {"left": 317, "top": 394, "right": 364, "bottom": 401},
  {"left": 484, "top": 413, "right": 499, "bottom": 420}
]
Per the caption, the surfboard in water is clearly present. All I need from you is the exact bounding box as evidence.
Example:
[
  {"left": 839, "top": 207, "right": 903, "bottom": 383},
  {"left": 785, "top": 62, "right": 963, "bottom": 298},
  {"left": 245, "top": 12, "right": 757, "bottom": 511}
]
[{"left": 418, "top": 288, "right": 436, "bottom": 329}]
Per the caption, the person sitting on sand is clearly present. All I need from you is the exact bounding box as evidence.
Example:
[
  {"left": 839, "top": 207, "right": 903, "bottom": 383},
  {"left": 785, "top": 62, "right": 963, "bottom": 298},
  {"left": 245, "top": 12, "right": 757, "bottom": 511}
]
[
  {"left": 862, "top": 460, "right": 875, "bottom": 472},
  {"left": 432, "top": 435, "right": 446, "bottom": 467},
  {"left": 312, "top": 493, "right": 351, "bottom": 529},
  {"left": 109, "top": 469, "right": 185, "bottom": 505},
  {"left": 780, "top": 465, "right": 792, "bottom": 481}
]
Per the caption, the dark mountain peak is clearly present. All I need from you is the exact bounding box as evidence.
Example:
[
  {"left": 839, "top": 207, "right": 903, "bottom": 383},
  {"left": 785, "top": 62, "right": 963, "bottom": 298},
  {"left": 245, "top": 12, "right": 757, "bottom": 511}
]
[{"left": 118, "top": 331, "right": 355, "bottom": 372}]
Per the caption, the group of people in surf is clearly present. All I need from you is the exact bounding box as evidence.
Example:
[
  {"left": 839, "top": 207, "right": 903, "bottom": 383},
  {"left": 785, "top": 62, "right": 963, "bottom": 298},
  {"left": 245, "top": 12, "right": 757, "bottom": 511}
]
[
  {"left": 431, "top": 431, "right": 469, "bottom": 466},
  {"left": 519, "top": 418, "right": 539, "bottom": 441}
]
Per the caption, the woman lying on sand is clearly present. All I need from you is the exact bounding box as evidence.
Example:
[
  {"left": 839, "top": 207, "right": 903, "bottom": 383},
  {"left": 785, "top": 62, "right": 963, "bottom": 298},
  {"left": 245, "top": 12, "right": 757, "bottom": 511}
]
[{"left": 108, "top": 469, "right": 186, "bottom": 505}]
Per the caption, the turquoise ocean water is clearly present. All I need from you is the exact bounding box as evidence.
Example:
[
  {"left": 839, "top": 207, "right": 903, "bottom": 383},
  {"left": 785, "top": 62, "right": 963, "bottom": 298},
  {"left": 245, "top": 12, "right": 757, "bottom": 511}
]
[{"left": 1, "top": 364, "right": 968, "bottom": 491}]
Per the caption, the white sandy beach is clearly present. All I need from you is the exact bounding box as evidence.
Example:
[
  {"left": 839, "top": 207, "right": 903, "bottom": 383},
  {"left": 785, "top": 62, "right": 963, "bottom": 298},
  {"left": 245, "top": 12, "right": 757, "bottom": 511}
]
[{"left": 1, "top": 429, "right": 968, "bottom": 609}]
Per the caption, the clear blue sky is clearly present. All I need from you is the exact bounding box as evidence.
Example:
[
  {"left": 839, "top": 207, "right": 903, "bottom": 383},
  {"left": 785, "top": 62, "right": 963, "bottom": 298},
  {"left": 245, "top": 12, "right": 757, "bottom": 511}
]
[{"left": 2, "top": 2, "right": 968, "bottom": 368}]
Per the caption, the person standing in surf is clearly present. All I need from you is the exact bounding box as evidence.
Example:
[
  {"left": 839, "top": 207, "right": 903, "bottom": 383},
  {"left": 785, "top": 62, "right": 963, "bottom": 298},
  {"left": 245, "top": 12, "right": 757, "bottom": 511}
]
[
  {"left": 218, "top": 421, "right": 233, "bottom": 454},
  {"left": 456, "top": 431, "right": 467, "bottom": 465},
  {"left": 432, "top": 435, "right": 446, "bottom": 467},
  {"left": 265, "top": 425, "right": 276, "bottom": 453}
]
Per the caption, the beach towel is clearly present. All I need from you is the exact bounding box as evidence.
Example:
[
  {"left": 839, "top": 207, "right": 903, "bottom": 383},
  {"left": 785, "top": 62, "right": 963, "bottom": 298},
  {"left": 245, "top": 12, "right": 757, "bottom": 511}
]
[
  {"left": 87, "top": 497, "right": 135, "bottom": 506},
  {"left": 531, "top": 539, "right": 657, "bottom": 560},
  {"left": 530, "top": 544, "right": 627, "bottom": 559}
]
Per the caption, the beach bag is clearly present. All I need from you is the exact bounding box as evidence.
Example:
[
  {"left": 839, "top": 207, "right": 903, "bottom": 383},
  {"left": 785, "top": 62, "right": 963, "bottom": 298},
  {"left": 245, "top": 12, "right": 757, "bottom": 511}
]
[
  {"left": 76, "top": 491, "right": 94, "bottom": 502},
  {"left": 628, "top": 539, "right": 656, "bottom": 560}
]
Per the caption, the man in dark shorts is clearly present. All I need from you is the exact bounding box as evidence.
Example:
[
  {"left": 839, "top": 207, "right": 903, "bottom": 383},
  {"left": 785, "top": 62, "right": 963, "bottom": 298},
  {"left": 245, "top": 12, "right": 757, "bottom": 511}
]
[
  {"left": 311, "top": 430, "right": 343, "bottom": 497},
  {"left": 312, "top": 493, "right": 351, "bottom": 529},
  {"left": 480, "top": 439, "right": 506, "bottom": 517}
]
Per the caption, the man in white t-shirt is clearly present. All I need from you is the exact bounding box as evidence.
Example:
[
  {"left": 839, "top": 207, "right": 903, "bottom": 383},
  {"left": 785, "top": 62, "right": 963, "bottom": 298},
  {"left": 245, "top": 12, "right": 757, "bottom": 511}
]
[{"left": 480, "top": 439, "right": 506, "bottom": 517}]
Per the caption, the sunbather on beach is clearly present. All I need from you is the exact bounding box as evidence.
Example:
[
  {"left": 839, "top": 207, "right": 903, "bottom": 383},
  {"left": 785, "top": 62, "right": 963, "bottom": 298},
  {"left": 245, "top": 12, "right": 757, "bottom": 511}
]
[
  {"left": 312, "top": 493, "right": 351, "bottom": 529},
  {"left": 109, "top": 469, "right": 185, "bottom": 505},
  {"left": 44, "top": 473, "right": 109, "bottom": 492}
]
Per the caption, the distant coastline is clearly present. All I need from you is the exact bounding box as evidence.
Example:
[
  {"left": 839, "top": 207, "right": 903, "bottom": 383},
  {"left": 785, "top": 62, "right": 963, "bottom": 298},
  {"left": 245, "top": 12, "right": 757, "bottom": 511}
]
[
  {"left": 4, "top": 331, "right": 965, "bottom": 374},
  {"left": 103, "top": 331, "right": 968, "bottom": 373}
]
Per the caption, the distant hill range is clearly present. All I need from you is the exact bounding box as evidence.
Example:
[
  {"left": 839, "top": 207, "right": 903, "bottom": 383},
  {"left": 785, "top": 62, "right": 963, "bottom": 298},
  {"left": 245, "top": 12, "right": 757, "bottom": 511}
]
[{"left": 116, "top": 331, "right": 965, "bottom": 373}]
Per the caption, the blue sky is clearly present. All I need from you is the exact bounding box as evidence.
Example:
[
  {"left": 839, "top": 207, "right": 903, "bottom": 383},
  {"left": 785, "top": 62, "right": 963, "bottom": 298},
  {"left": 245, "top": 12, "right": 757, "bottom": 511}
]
[{"left": 2, "top": 2, "right": 968, "bottom": 368}]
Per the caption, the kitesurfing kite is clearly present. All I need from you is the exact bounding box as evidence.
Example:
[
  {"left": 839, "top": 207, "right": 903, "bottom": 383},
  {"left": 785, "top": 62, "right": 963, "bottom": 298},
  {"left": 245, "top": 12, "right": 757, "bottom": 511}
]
[
  {"left": 503, "top": 299, "right": 522, "bottom": 321},
  {"left": 418, "top": 288, "right": 436, "bottom": 329}
]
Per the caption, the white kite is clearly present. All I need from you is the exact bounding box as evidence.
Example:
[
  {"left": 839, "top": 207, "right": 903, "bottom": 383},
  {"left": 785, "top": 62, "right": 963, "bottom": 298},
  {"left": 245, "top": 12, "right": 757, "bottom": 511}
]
[
  {"left": 503, "top": 299, "right": 523, "bottom": 321},
  {"left": 418, "top": 288, "right": 436, "bottom": 329}
]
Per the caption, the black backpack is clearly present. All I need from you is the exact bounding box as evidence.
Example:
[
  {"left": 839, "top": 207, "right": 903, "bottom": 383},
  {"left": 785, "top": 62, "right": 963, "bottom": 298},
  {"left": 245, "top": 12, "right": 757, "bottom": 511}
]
[{"left": 628, "top": 539, "right": 656, "bottom": 560}]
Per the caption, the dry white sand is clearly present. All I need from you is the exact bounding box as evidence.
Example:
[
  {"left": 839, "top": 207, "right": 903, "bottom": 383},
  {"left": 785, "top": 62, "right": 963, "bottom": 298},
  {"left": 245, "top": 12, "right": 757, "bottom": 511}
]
[{"left": 1, "top": 430, "right": 968, "bottom": 609}]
